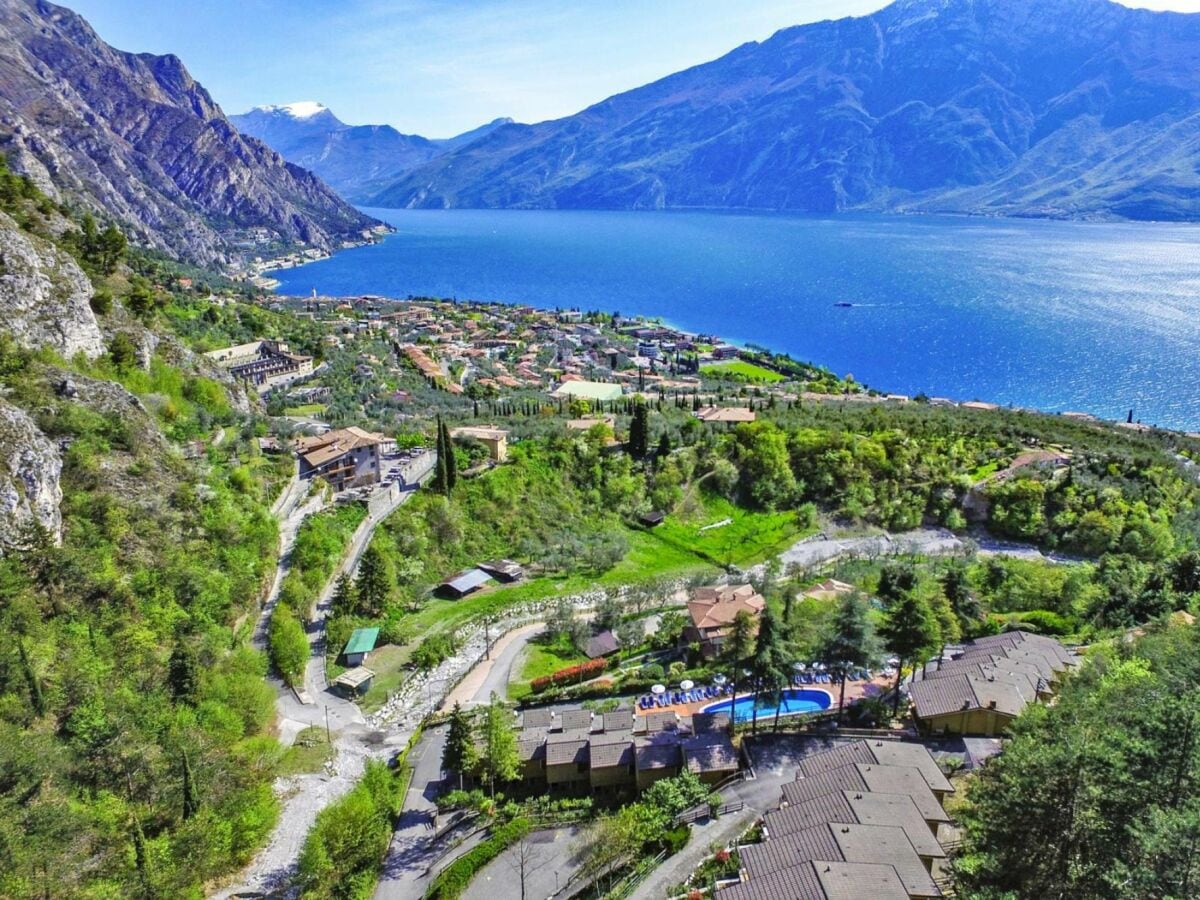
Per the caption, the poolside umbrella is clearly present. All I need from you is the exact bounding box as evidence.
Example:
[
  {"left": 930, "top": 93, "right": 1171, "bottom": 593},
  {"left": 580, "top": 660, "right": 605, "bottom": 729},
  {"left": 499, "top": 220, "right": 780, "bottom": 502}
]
[
  {"left": 793, "top": 662, "right": 807, "bottom": 671},
  {"left": 713, "top": 674, "right": 728, "bottom": 686},
  {"left": 680, "top": 680, "right": 695, "bottom": 691},
  {"left": 651, "top": 684, "right": 666, "bottom": 695}
]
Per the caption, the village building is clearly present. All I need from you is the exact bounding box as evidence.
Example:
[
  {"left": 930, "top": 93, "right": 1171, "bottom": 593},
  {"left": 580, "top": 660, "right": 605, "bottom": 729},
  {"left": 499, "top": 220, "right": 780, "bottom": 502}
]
[
  {"left": 909, "top": 631, "right": 1077, "bottom": 737},
  {"left": 294, "top": 427, "right": 389, "bottom": 491},
  {"left": 552, "top": 380, "right": 624, "bottom": 403},
  {"left": 439, "top": 568, "right": 494, "bottom": 598},
  {"left": 332, "top": 665, "right": 375, "bottom": 697},
  {"left": 204, "top": 339, "right": 314, "bottom": 394},
  {"left": 696, "top": 406, "right": 757, "bottom": 424},
  {"left": 450, "top": 425, "right": 509, "bottom": 462},
  {"left": 685, "top": 584, "right": 767, "bottom": 658}
]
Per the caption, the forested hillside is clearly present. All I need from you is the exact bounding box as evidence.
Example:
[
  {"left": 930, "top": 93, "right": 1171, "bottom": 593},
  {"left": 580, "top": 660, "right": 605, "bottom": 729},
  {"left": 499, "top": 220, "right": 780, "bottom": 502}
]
[{"left": 0, "top": 160, "right": 300, "bottom": 897}]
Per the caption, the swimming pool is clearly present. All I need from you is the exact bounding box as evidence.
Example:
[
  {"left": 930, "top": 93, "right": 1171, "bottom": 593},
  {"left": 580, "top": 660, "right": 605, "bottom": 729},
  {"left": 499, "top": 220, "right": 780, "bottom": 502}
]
[{"left": 700, "top": 688, "right": 832, "bottom": 723}]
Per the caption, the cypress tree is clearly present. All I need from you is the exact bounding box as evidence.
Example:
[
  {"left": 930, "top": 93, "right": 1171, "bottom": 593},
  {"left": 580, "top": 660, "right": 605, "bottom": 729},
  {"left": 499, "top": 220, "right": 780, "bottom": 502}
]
[
  {"left": 182, "top": 752, "right": 199, "bottom": 820},
  {"left": 167, "top": 640, "right": 199, "bottom": 706},
  {"left": 441, "top": 419, "right": 458, "bottom": 491},
  {"left": 628, "top": 400, "right": 650, "bottom": 460}
]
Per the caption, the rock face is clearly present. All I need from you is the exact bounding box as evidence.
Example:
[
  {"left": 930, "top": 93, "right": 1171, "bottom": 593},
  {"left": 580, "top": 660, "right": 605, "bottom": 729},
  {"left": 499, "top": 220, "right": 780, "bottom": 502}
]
[
  {"left": 231, "top": 103, "right": 513, "bottom": 204},
  {"left": 372, "top": 0, "right": 1200, "bottom": 221},
  {"left": 0, "top": 0, "right": 378, "bottom": 264},
  {"left": 0, "top": 401, "right": 62, "bottom": 548},
  {"left": 0, "top": 210, "right": 104, "bottom": 358}
]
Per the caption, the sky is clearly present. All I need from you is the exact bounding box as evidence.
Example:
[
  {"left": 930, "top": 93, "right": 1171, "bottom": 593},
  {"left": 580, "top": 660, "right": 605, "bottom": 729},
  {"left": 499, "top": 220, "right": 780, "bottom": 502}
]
[{"left": 67, "top": 0, "right": 1200, "bottom": 137}]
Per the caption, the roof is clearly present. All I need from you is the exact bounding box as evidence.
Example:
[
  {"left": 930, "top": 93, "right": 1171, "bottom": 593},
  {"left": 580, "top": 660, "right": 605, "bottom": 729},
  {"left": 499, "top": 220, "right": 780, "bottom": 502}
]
[
  {"left": 552, "top": 380, "right": 624, "bottom": 401},
  {"left": 559, "top": 709, "right": 594, "bottom": 731},
  {"left": 588, "top": 732, "right": 634, "bottom": 769},
  {"left": 696, "top": 406, "right": 757, "bottom": 423},
  {"left": 718, "top": 861, "right": 909, "bottom": 900},
  {"left": 295, "top": 427, "right": 387, "bottom": 468},
  {"left": 767, "top": 791, "right": 944, "bottom": 860},
  {"left": 521, "top": 708, "right": 555, "bottom": 729},
  {"left": 545, "top": 730, "right": 590, "bottom": 766},
  {"left": 683, "top": 733, "right": 739, "bottom": 774},
  {"left": 477, "top": 559, "right": 524, "bottom": 579},
  {"left": 637, "top": 710, "right": 681, "bottom": 733},
  {"left": 909, "top": 672, "right": 1027, "bottom": 720},
  {"left": 796, "top": 740, "right": 954, "bottom": 795},
  {"left": 688, "top": 584, "right": 766, "bottom": 631},
  {"left": 343, "top": 627, "right": 379, "bottom": 657},
  {"left": 441, "top": 568, "right": 493, "bottom": 595},
  {"left": 584, "top": 630, "right": 621, "bottom": 659},
  {"left": 635, "top": 734, "right": 682, "bottom": 771},
  {"left": 692, "top": 710, "right": 731, "bottom": 734},
  {"left": 600, "top": 708, "right": 634, "bottom": 733},
  {"left": 450, "top": 425, "right": 509, "bottom": 442},
  {"left": 332, "top": 666, "right": 375, "bottom": 690}
]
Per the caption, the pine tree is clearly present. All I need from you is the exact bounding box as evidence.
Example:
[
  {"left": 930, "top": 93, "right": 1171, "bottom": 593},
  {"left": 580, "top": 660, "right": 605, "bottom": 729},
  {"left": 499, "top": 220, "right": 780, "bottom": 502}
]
[
  {"left": 433, "top": 416, "right": 450, "bottom": 494},
  {"left": 479, "top": 693, "right": 519, "bottom": 796},
  {"left": 355, "top": 544, "right": 391, "bottom": 617},
  {"left": 879, "top": 590, "right": 941, "bottom": 716},
  {"left": 440, "top": 418, "right": 458, "bottom": 491},
  {"left": 722, "top": 611, "right": 758, "bottom": 726},
  {"left": 819, "top": 593, "right": 877, "bottom": 723},
  {"left": 442, "top": 702, "right": 477, "bottom": 790},
  {"left": 656, "top": 432, "right": 672, "bottom": 460},
  {"left": 331, "top": 572, "right": 355, "bottom": 617},
  {"left": 751, "top": 608, "right": 790, "bottom": 734},
  {"left": 167, "top": 640, "right": 199, "bottom": 706}
]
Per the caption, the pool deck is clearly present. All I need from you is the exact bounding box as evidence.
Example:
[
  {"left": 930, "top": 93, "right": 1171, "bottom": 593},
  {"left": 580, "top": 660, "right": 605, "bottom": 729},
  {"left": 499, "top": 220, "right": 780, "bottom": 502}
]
[{"left": 636, "top": 675, "right": 894, "bottom": 720}]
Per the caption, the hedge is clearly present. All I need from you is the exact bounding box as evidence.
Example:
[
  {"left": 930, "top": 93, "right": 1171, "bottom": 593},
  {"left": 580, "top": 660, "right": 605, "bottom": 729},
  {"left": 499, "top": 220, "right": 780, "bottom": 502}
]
[
  {"left": 530, "top": 658, "right": 608, "bottom": 693},
  {"left": 425, "top": 817, "right": 531, "bottom": 900}
]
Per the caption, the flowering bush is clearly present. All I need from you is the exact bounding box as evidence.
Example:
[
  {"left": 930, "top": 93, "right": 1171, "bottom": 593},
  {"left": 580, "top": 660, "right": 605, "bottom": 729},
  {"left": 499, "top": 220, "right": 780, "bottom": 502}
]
[{"left": 530, "top": 657, "right": 609, "bottom": 692}]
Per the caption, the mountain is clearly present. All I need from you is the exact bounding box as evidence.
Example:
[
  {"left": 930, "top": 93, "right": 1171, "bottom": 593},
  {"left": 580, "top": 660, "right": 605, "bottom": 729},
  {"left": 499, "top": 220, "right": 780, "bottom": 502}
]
[
  {"left": 231, "top": 104, "right": 513, "bottom": 203},
  {"left": 0, "top": 0, "right": 379, "bottom": 264},
  {"left": 370, "top": 0, "right": 1200, "bottom": 221}
]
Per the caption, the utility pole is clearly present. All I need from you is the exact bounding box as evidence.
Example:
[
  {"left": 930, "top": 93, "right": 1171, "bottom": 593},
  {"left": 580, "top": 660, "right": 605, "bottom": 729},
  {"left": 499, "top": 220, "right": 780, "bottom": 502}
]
[
  {"left": 484, "top": 617, "right": 492, "bottom": 660},
  {"left": 324, "top": 706, "right": 331, "bottom": 746}
]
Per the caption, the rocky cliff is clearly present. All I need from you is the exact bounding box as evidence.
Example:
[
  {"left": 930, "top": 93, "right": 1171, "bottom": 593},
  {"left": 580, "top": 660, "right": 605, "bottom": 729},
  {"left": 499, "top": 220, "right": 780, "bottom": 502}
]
[
  {"left": 0, "top": 400, "right": 61, "bottom": 548},
  {"left": 0, "top": 0, "right": 379, "bottom": 264},
  {"left": 0, "top": 210, "right": 104, "bottom": 359},
  {"left": 372, "top": 0, "right": 1200, "bottom": 221}
]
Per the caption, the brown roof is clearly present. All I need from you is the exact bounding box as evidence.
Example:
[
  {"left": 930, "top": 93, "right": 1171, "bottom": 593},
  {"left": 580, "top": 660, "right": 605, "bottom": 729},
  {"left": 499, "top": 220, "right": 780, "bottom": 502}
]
[
  {"left": 635, "top": 734, "right": 682, "bottom": 771},
  {"left": 521, "top": 708, "right": 555, "bottom": 729},
  {"left": 718, "top": 861, "right": 909, "bottom": 900},
  {"left": 294, "top": 426, "right": 387, "bottom": 467},
  {"left": 588, "top": 732, "right": 634, "bottom": 770},
  {"left": 545, "top": 730, "right": 590, "bottom": 767},
  {"left": 601, "top": 708, "right": 634, "bottom": 733},
  {"left": 688, "top": 584, "right": 766, "bottom": 631},
  {"left": 766, "top": 791, "right": 944, "bottom": 861},
  {"left": 909, "top": 672, "right": 1027, "bottom": 720},
  {"left": 682, "top": 733, "right": 739, "bottom": 774},
  {"left": 559, "top": 709, "right": 594, "bottom": 732},
  {"left": 696, "top": 406, "right": 757, "bottom": 423},
  {"left": 796, "top": 741, "right": 953, "bottom": 796}
]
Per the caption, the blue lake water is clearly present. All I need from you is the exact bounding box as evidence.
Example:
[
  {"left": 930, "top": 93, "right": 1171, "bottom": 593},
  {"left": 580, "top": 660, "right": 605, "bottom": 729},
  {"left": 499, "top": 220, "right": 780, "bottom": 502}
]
[
  {"left": 701, "top": 688, "right": 833, "bottom": 723},
  {"left": 273, "top": 208, "right": 1200, "bottom": 431}
]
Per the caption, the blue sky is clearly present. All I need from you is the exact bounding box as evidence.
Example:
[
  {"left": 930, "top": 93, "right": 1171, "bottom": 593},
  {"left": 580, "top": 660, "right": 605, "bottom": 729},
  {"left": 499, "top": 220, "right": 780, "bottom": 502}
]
[{"left": 68, "top": 0, "right": 1200, "bottom": 137}]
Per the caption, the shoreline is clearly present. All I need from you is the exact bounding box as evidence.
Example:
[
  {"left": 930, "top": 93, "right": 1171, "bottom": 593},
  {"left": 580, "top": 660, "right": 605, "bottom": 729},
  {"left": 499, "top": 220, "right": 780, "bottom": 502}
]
[{"left": 265, "top": 222, "right": 1200, "bottom": 438}]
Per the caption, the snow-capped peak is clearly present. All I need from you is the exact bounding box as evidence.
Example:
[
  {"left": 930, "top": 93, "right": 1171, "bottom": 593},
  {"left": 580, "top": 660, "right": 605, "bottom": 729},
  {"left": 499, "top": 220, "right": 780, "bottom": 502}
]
[{"left": 256, "top": 101, "right": 329, "bottom": 119}]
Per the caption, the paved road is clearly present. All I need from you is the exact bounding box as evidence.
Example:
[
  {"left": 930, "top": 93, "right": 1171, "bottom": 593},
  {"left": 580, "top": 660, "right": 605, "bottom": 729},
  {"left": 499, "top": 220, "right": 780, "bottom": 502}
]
[
  {"left": 439, "top": 621, "right": 546, "bottom": 709},
  {"left": 375, "top": 726, "right": 451, "bottom": 899},
  {"left": 463, "top": 826, "right": 583, "bottom": 900}
]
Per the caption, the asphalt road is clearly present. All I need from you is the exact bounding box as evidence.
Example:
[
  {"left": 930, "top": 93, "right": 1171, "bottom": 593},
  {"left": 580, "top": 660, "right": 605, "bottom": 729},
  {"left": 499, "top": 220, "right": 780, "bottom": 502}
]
[{"left": 375, "top": 725, "right": 451, "bottom": 899}]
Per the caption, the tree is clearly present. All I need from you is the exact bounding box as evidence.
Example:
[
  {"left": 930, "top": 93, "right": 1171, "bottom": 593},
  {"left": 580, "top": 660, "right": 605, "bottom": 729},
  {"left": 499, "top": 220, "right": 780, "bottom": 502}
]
[
  {"left": 354, "top": 544, "right": 391, "bottom": 617},
  {"left": 442, "top": 702, "right": 477, "bottom": 790},
  {"left": 167, "top": 640, "right": 199, "bottom": 705},
  {"left": 331, "top": 572, "right": 355, "bottom": 617},
  {"left": 616, "top": 616, "right": 644, "bottom": 650},
  {"left": 751, "top": 608, "right": 790, "bottom": 733},
  {"left": 433, "top": 415, "right": 451, "bottom": 495},
  {"left": 441, "top": 418, "right": 458, "bottom": 492},
  {"left": 594, "top": 591, "right": 623, "bottom": 632},
  {"left": 477, "top": 693, "right": 519, "bottom": 797},
  {"left": 723, "top": 610, "right": 758, "bottom": 724},
  {"left": 878, "top": 591, "right": 941, "bottom": 716},
  {"left": 628, "top": 399, "right": 650, "bottom": 460},
  {"left": 508, "top": 832, "right": 551, "bottom": 900},
  {"left": 655, "top": 431, "right": 672, "bottom": 461},
  {"left": 269, "top": 605, "right": 309, "bottom": 687},
  {"left": 941, "top": 564, "right": 982, "bottom": 629},
  {"left": 819, "top": 592, "right": 877, "bottom": 723},
  {"left": 108, "top": 333, "right": 138, "bottom": 368},
  {"left": 181, "top": 751, "right": 199, "bottom": 820}
]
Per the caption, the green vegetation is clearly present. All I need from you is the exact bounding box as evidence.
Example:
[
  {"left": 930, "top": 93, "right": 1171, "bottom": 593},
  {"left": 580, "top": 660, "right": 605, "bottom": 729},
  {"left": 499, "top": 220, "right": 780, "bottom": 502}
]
[
  {"left": 296, "top": 760, "right": 405, "bottom": 900},
  {"left": 652, "top": 492, "right": 816, "bottom": 568},
  {"left": 954, "top": 622, "right": 1200, "bottom": 898},
  {"left": 278, "top": 726, "right": 335, "bottom": 777},
  {"left": 702, "top": 359, "right": 786, "bottom": 383}
]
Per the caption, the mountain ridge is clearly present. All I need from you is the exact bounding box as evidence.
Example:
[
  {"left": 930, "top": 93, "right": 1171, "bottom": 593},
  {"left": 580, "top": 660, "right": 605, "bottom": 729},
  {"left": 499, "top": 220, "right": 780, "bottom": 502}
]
[
  {"left": 231, "top": 104, "right": 514, "bottom": 203},
  {"left": 0, "top": 0, "right": 379, "bottom": 264},
  {"left": 367, "top": 0, "right": 1200, "bottom": 221}
]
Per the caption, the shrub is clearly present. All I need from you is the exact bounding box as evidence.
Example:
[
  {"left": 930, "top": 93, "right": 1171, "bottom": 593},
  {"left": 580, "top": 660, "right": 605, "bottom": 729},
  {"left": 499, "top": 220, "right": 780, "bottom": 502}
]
[
  {"left": 530, "top": 657, "right": 607, "bottom": 692},
  {"left": 640, "top": 662, "right": 666, "bottom": 682},
  {"left": 426, "top": 817, "right": 531, "bottom": 900},
  {"left": 269, "top": 604, "right": 309, "bottom": 687}
]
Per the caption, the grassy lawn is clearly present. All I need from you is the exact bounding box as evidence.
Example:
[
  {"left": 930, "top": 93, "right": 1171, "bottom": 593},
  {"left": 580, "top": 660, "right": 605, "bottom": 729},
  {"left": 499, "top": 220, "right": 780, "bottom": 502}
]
[
  {"left": 284, "top": 403, "right": 326, "bottom": 416},
  {"left": 352, "top": 644, "right": 412, "bottom": 713},
  {"left": 652, "top": 493, "right": 813, "bottom": 568},
  {"left": 277, "top": 726, "right": 333, "bottom": 776},
  {"left": 508, "top": 633, "right": 588, "bottom": 701},
  {"left": 401, "top": 527, "right": 719, "bottom": 642},
  {"left": 701, "top": 360, "right": 785, "bottom": 383}
]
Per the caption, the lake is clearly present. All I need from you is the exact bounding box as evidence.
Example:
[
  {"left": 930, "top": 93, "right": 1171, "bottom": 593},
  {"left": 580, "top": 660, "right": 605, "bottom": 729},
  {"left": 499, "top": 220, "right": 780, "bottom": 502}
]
[{"left": 273, "top": 208, "right": 1200, "bottom": 431}]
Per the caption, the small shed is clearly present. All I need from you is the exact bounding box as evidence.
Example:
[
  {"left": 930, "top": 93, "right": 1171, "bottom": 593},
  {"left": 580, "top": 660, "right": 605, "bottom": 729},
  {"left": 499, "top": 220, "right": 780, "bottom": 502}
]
[
  {"left": 584, "top": 629, "right": 620, "bottom": 660},
  {"left": 440, "top": 568, "right": 493, "bottom": 598},
  {"left": 639, "top": 510, "right": 666, "bottom": 527},
  {"left": 342, "top": 627, "right": 379, "bottom": 666},
  {"left": 333, "top": 665, "right": 375, "bottom": 696},
  {"left": 477, "top": 559, "right": 525, "bottom": 583}
]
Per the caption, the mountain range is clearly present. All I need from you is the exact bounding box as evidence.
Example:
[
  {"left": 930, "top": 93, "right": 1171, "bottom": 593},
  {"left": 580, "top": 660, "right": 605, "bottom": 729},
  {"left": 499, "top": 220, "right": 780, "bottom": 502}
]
[
  {"left": 231, "top": 103, "right": 512, "bottom": 203},
  {"left": 0, "top": 0, "right": 378, "bottom": 264},
  {"left": 368, "top": 0, "right": 1200, "bottom": 221}
]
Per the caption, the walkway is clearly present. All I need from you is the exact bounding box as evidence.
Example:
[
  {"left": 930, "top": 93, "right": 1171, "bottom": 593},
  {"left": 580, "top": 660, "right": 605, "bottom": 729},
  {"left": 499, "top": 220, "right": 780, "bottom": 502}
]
[{"left": 440, "top": 621, "right": 546, "bottom": 709}]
